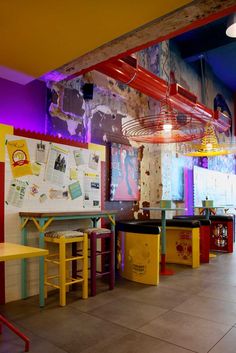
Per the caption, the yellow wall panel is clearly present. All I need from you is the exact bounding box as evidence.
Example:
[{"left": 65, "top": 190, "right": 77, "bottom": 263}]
[{"left": 0, "top": 124, "right": 13, "bottom": 162}]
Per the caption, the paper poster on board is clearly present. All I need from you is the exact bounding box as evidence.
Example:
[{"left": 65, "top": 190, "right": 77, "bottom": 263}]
[
  {"left": 88, "top": 151, "right": 100, "bottom": 170},
  {"left": 6, "top": 179, "right": 28, "bottom": 207},
  {"left": 36, "top": 141, "right": 46, "bottom": 163},
  {"left": 6, "top": 139, "right": 32, "bottom": 178},
  {"left": 74, "top": 148, "right": 90, "bottom": 166},
  {"left": 45, "top": 144, "right": 69, "bottom": 185},
  {"left": 83, "top": 172, "right": 100, "bottom": 208}
]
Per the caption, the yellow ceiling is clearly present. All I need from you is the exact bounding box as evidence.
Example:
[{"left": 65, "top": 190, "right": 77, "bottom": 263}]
[{"left": 0, "top": 0, "right": 192, "bottom": 80}]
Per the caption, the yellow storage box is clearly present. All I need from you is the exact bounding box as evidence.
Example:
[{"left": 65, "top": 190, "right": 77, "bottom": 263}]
[{"left": 117, "top": 222, "right": 160, "bottom": 285}]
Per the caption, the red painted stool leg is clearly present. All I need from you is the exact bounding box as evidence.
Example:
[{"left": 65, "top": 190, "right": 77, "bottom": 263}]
[
  {"left": 0, "top": 315, "right": 30, "bottom": 352},
  {"left": 109, "top": 233, "right": 115, "bottom": 290},
  {"left": 101, "top": 238, "right": 106, "bottom": 273}
]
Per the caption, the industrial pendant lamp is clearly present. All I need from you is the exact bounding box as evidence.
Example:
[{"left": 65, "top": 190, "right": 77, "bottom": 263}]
[
  {"left": 226, "top": 13, "right": 236, "bottom": 38},
  {"left": 122, "top": 97, "right": 209, "bottom": 144},
  {"left": 178, "top": 123, "right": 236, "bottom": 157}
]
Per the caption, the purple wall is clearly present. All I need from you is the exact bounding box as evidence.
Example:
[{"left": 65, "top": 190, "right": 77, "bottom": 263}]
[{"left": 0, "top": 78, "right": 47, "bottom": 133}]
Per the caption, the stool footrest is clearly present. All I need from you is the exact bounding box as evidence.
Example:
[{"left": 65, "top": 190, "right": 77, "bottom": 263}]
[
  {"left": 45, "top": 276, "right": 84, "bottom": 288},
  {"left": 66, "top": 256, "right": 84, "bottom": 262},
  {"left": 66, "top": 277, "right": 84, "bottom": 286},
  {"left": 47, "top": 275, "right": 59, "bottom": 280},
  {"left": 96, "top": 250, "right": 111, "bottom": 256},
  {"left": 45, "top": 281, "right": 60, "bottom": 289},
  {"left": 45, "top": 259, "right": 60, "bottom": 265},
  {"left": 96, "top": 271, "right": 111, "bottom": 277},
  {"left": 46, "top": 256, "right": 84, "bottom": 264}
]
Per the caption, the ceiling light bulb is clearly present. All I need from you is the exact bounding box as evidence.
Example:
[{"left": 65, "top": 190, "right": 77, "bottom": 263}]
[
  {"left": 226, "top": 13, "right": 236, "bottom": 38},
  {"left": 206, "top": 143, "right": 213, "bottom": 150},
  {"left": 163, "top": 123, "right": 172, "bottom": 131}
]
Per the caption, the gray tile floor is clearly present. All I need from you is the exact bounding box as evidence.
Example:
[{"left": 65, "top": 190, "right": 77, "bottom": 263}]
[{"left": 1, "top": 251, "right": 236, "bottom": 353}]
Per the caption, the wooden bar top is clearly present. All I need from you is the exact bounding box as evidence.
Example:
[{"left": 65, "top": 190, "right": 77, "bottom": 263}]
[
  {"left": 0, "top": 242, "right": 48, "bottom": 261},
  {"left": 19, "top": 210, "right": 118, "bottom": 218}
]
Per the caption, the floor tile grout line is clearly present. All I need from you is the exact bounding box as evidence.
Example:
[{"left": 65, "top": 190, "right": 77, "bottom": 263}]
[
  {"left": 77, "top": 296, "right": 172, "bottom": 312},
  {"left": 68, "top": 296, "right": 125, "bottom": 313},
  {"left": 136, "top": 307, "right": 232, "bottom": 329},
  {"left": 194, "top": 292, "right": 236, "bottom": 305},
  {"left": 206, "top": 325, "right": 235, "bottom": 353},
  {"left": 172, "top": 307, "right": 236, "bottom": 327},
  {"left": 132, "top": 328, "right": 199, "bottom": 353},
  {"left": 73, "top": 309, "right": 199, "bottom": 353},
  {"left": 134, "top": 308, "right": 234, "bottom": 351}
]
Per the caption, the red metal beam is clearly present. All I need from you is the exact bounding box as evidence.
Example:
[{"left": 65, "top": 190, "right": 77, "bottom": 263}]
[{"left": 96, "top": 57, "right": 230, "bottom": 131}]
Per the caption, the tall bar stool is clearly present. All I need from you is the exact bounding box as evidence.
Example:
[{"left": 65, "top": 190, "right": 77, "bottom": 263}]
[
  {"left": 44, "top": 230, "right": 88, "bottom": 306},
  {"left": 73, "top": 227, "right": 114, "bottom": 296}
]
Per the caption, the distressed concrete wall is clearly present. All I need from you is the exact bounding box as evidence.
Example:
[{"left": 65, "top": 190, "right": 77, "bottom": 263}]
[{"left": 169, "top": 41, "right": 202, "bottom": 100}]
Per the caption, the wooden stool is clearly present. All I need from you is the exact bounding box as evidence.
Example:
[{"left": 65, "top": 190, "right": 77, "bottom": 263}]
[
  {"left": 44, "top": 230, "right": 88, "bottom": 306},
  {"left": 88, "top": 228, "right": 114, "bottom": 296}
]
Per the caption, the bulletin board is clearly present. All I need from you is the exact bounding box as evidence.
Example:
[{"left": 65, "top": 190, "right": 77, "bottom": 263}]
[
  {"left": 5, "top": 134, "right": 104, "bottom": 212},
  {"left": 3, "top": 132, "right": 105, "bottom": 303},
  {"left": 193, "top": 166, "right": 236, "bottom": 207}
]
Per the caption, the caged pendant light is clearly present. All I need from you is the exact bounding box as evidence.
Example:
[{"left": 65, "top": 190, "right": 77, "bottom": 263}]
[{"left": 122, "top": 97, "right": 217, "bottom": 144}]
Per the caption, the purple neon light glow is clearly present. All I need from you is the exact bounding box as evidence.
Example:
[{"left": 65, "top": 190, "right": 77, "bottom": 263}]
[
  {"left": 184, "top": 167, "right": 194, "bottom": 215},
  {"left": 0, "top": 78, "right": 47, "bottom": 133},
  {"left": 41, "top": 70, "right": 68, "bottom": 82}
]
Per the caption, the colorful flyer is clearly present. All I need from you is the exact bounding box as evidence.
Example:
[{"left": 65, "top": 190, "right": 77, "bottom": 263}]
[
  {"left": 7, "top": 139, "right": 32, "bottom": 178},
  {"left": 68, "top": 181, "right": 82, "bottom": 200}
]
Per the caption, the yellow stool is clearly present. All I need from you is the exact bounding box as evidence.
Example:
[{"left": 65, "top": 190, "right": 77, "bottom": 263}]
[{"left": 44, "top": 230, "right": 88, "bottom": 306}]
